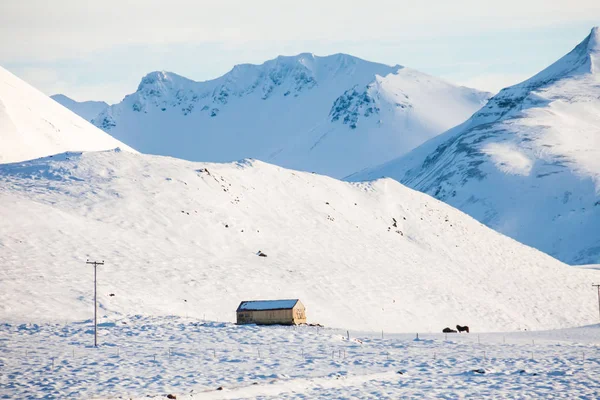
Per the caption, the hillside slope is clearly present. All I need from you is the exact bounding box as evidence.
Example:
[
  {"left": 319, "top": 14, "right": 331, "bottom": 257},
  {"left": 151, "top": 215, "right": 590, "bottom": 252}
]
[
  {"left": 0, "top": 67, "right": 135, "bottom": 164},
  {"left": 94, "top": 54, "right": 490, "bottom": 178},
  {"left": 349, "top": 27, "right": 600, "bottom": 265},
  {"left": 0, "top": 150, "right": 596, "bottom": 332},
  {"left": 51, "top": 94, "right": 108, "bottom": 121}
]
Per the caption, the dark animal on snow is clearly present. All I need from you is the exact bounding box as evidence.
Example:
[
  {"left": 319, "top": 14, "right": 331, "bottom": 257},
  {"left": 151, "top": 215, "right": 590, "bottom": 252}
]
[
  {"left": 442, "top": 327, "right": 457, "bottom": 333},
  {"left": 456, "top": 324, "right": 470, "bottom": 333}
]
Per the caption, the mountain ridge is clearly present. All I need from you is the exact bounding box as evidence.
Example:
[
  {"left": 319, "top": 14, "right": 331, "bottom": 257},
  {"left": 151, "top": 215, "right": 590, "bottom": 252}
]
[
  {"left": 91, "top": 52, "right": 490, "bottom": 178},
  {"left": 348, "top": 27, "right": 600, "bottom": 265},
  {"left": 51, "top": 94, "right": 109, "bottom": 122}
]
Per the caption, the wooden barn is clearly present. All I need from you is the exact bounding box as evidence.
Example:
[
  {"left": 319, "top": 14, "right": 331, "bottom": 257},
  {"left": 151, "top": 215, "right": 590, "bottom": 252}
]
[{"left": 236, "top": 299, "right": 306, "bottom": 325}]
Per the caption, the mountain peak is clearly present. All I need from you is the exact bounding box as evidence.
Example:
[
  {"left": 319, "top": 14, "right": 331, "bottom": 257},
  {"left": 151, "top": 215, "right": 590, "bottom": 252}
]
[
  {"left": 588, "top": 26, "right": 600, "bottom": 54},
  {"left": 529, "top": 26, "right": 600, "bottom": 80},
  {"left": 136, "top": 71, "right": 194, "bottom": 93}
]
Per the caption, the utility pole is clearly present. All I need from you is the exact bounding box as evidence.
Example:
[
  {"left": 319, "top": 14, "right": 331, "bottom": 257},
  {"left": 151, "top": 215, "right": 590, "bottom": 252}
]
[
  {"left": 86, "top": 260, "right": 104, "bottom": 347},
  {"left": 593, "top": 284, "right": 600, "bottom": 322}
]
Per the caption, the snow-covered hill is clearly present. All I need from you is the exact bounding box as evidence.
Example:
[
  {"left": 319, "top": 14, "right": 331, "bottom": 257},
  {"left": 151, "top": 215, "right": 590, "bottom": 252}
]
[
  {"left": 51, "top": 94, "right": 108, "bottom": 121},
  {"left": 94, "top": 54, "right": 490, "bottom": 178},
  {"left": 0, "top": 150, "right": 596, "bottom": 332},
  {"left": 349, "top": 27, "right": 600, "bottom": 266},
  {"left": 0, "top": 67, "right": 136, "bottom": 164}
]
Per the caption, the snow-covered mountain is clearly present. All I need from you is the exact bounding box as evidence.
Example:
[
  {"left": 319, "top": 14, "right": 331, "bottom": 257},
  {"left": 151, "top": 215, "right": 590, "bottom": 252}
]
[
  {"left": 349, "top": 27, "right": 600, "bottom": 265},
  {"left": 94, "top": 54, "right": 490, "bottom": 178},
  {"left": 0, "top": 150, "right": 596, "bottom": 332},
  {"left": 51, "top": 94, "right": 108, "bottom": 121},
  {"left": 0, "top": 66, "right": 136, "bottom": 164}
]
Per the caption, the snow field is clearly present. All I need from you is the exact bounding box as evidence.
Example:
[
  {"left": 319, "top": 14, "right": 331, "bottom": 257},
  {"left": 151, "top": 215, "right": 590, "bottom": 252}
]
[
  {"left": 0, "top": 151, "right": 598, "bottom": 333},
  {"left": 1, "top": 316, "right": 600, "bottom": 399}
]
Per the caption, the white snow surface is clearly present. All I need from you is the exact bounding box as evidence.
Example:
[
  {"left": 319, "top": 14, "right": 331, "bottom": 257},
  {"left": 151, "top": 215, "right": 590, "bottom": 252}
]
[
  {"left": 2, "top": 317, "right": 600, "bottom": 399},
  {"left": 50, "top": 94, "right": 109, "bottom": 122},
  {"left": 93, "top": 53, "right": 490, "bottom": 178},
  {"left": 0, "top": 150, "right": 598, "bottom": 333},
  {"left": 349, "top": 27, "right": 600, "bottom": 265},
  {"left": 0, "top": 66, "right": 136, "bottom": 164}
]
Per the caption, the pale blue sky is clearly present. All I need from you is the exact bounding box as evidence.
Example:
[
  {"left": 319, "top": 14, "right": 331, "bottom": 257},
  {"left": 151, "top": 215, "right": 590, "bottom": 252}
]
[{"left": 1, "top": 0, "right": 599, "bottom": 103}]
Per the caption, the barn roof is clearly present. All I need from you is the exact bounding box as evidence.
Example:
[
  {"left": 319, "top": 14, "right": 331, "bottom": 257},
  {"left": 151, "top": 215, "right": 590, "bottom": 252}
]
[{"left": 236, "top": 299, "right": 300, "bottom": 311}]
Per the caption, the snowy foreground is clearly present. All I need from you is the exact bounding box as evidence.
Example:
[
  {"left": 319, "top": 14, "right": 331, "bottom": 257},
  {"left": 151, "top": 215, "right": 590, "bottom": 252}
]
[{"left": 1, "top": 316, "right": 600, "bottom": 399}]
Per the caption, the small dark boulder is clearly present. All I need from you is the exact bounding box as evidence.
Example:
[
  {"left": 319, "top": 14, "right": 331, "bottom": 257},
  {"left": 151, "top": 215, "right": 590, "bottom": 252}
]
[
  {"left": 442, "top": 327, "right": 457, "bottom": 333},
  {"left": 167, "top": 394, "right": 177, "bottom": 399}
]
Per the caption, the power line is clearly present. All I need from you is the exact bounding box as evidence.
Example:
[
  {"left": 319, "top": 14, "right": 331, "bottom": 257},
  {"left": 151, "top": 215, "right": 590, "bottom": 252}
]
[
  {"left": 593, "top": 284, "right": 600, "bottom": 322},
  {"left": 86, "top": 260, "right": 104, "bottom": 347}
]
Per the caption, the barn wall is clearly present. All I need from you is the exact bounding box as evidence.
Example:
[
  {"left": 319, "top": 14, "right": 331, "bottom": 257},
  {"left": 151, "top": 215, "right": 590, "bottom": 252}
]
[
  {"left": 237, "top": 309, "right": 298, "bottom": 325},
  {"left": 292, "top": 304, "right": 307, "bottom": 324}
]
